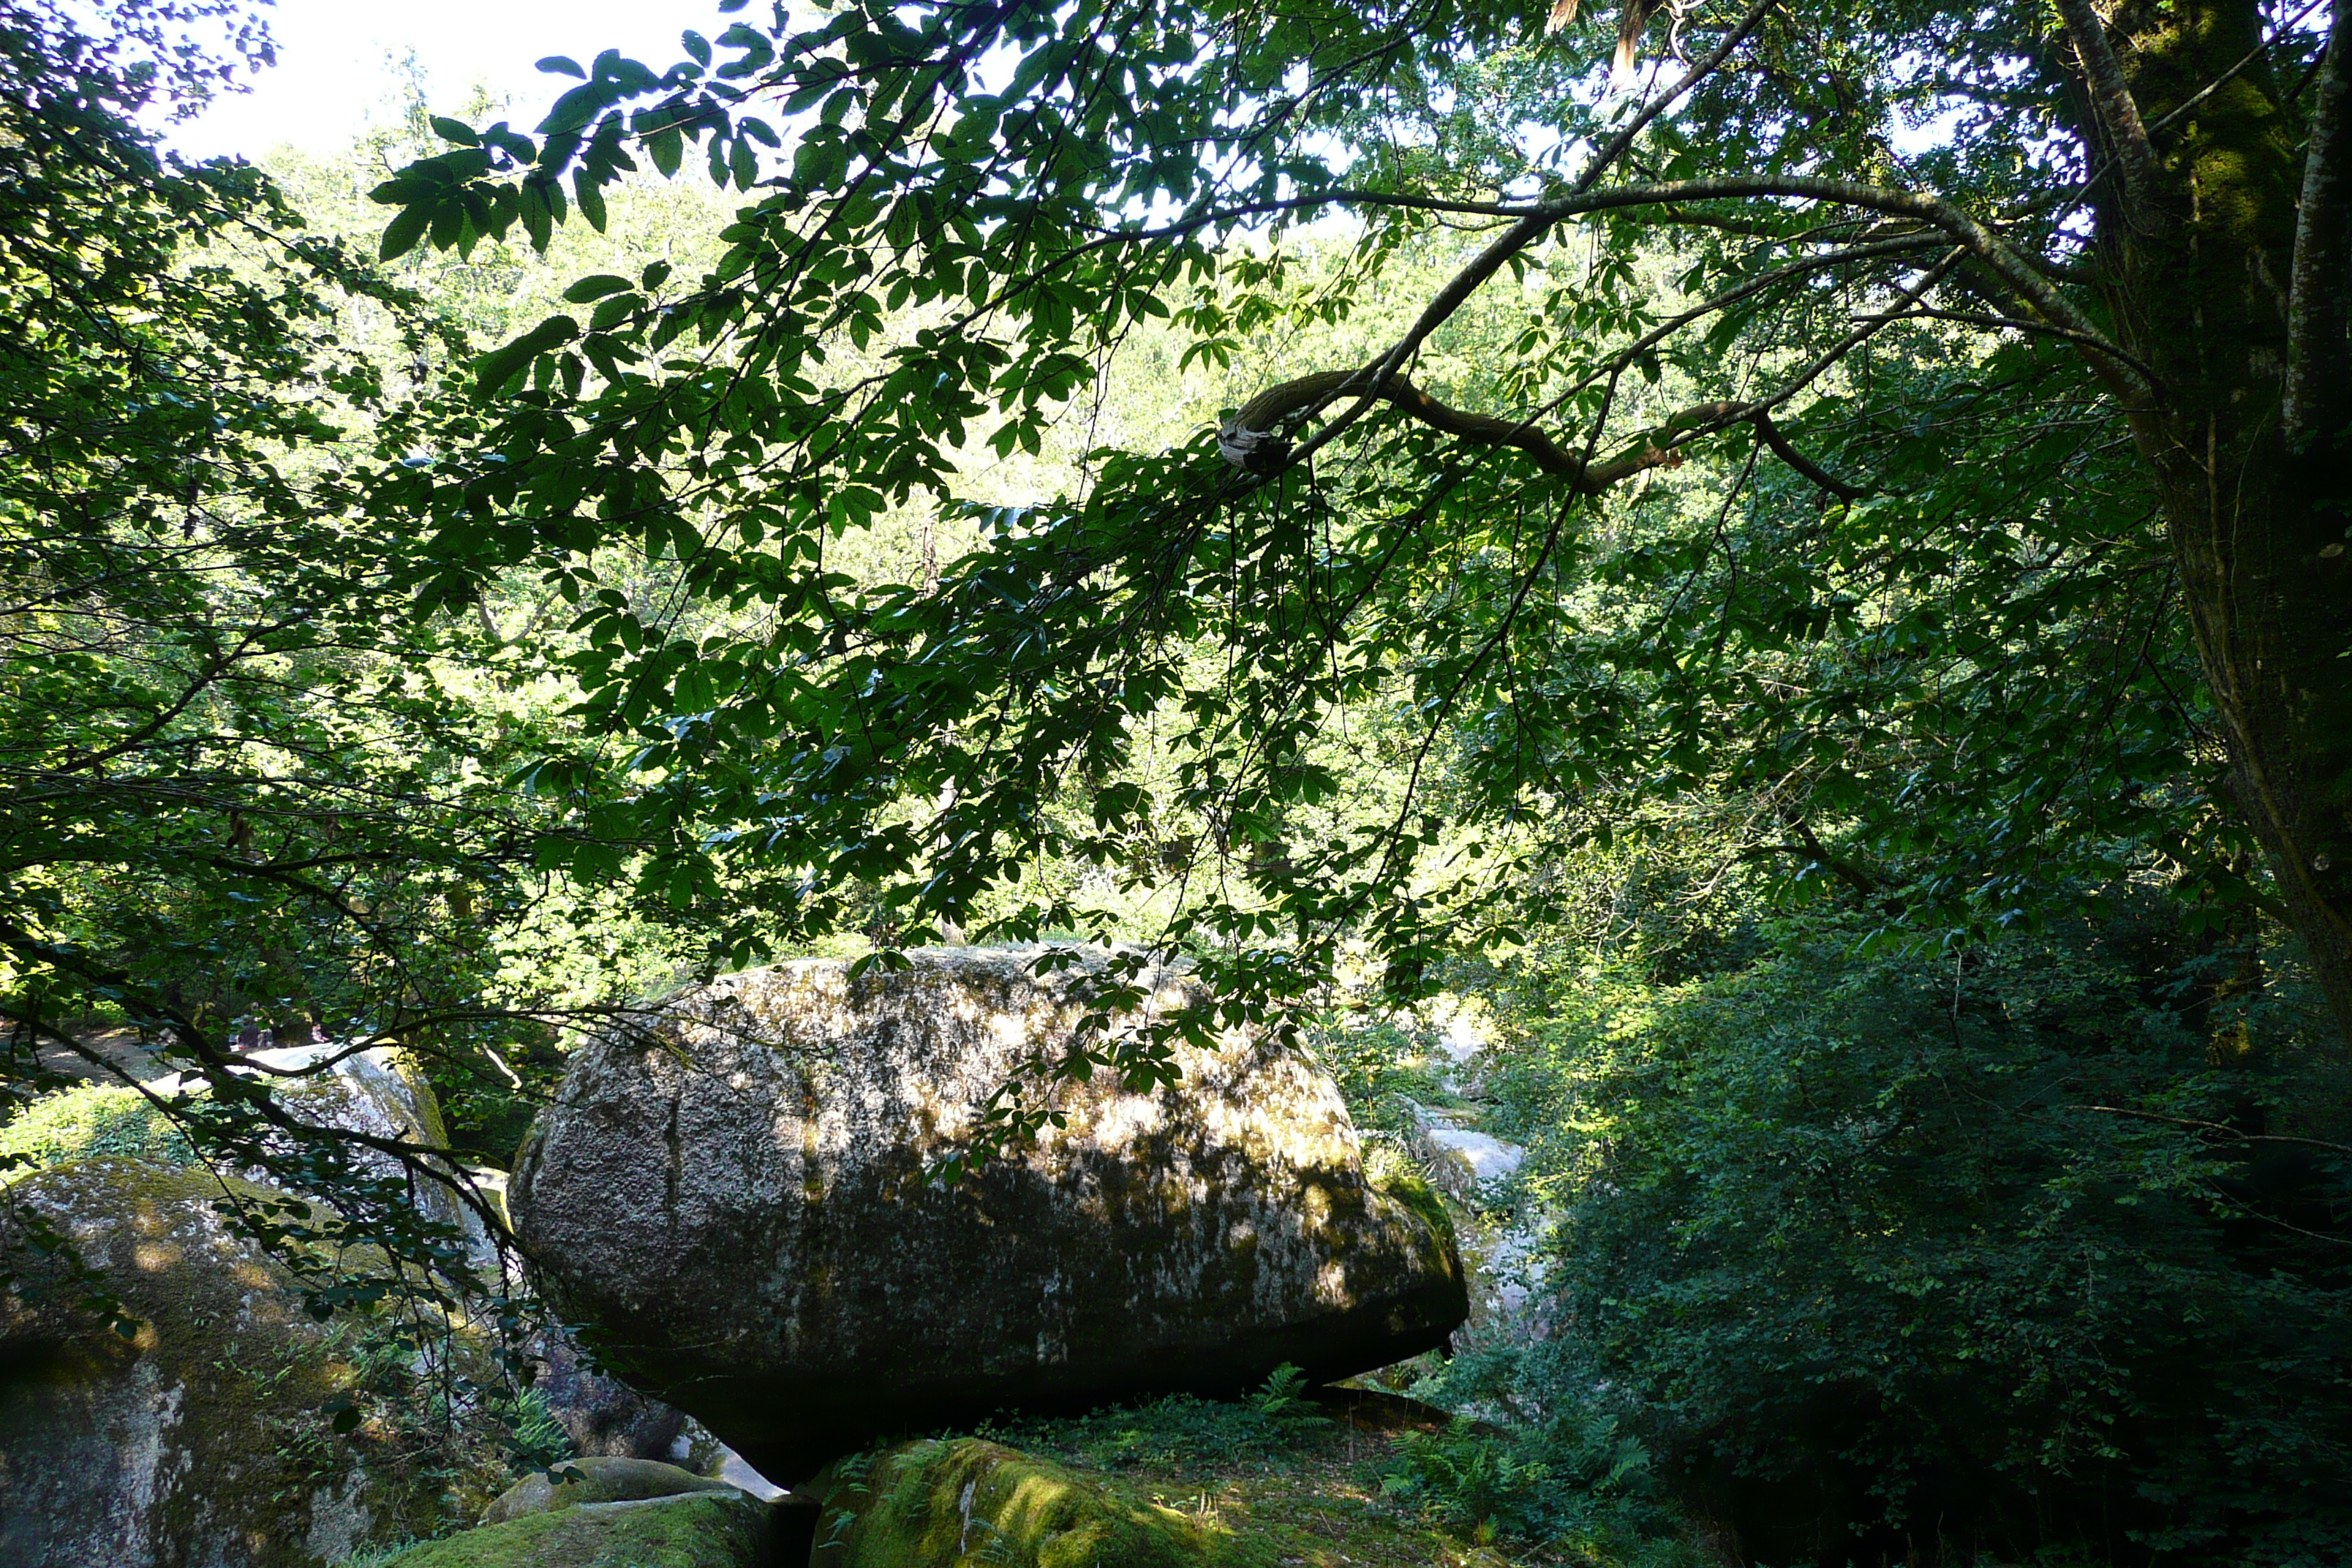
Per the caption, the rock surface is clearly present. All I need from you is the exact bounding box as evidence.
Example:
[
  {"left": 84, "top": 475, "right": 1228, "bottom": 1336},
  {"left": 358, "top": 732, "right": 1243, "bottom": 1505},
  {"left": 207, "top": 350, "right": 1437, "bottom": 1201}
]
[
  {"left": 377, "top": 1491, "right": 776, "bottom": 1567},
  {"left": 481, "top": 1456, "right": 737, "bottom": 1524},
  {"left": 513, "top": 949, "right": 1466, "bottom": 1482},
  {"left": 526, "top": 1330, "right": 690, "bottom": 1463},
  {"left": 809, "top": 1438, "right": 1235, "bottom": 1568},
  {"left": 162, "top": 1044, "right": 486, "bottom": 1252},
  {"left": 0, "top": 1159, "right": 461, "bottom": 1567},
  {"left": 24, "top": 1044, "right": 488, "bottom": 1258}
]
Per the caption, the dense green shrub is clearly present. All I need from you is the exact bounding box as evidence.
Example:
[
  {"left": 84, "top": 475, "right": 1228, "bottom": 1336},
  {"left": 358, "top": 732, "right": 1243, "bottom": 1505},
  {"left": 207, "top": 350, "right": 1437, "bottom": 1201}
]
[
  {"left": 1490, "top": 908, "right": 2351, "bottom": 1565},
  {"left": 1376, "top": 1409, "right": 1663, "bottom": 1550}
]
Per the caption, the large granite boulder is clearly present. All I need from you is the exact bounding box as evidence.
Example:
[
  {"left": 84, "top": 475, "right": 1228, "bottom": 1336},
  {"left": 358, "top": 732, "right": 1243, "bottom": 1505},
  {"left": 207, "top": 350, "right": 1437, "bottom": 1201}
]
[
  {"left": 513, "top": 949, "right": 1466, "bottom": 1482},
  {"left": 0, "top": 1158, "right": 489, "bottom": 1567}
]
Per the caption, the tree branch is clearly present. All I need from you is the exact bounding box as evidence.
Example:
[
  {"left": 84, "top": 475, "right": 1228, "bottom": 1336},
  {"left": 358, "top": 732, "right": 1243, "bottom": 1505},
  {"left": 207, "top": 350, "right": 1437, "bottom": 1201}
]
[
  {"left": 2054, "top": 0, "right": 2160, "bottom": 225},
  {"left": 1275, "top": 0, "right": 1778, "bottom": 472},
  {"left": 2285, "top": 0, "right": 2351, "bottom": 445}
]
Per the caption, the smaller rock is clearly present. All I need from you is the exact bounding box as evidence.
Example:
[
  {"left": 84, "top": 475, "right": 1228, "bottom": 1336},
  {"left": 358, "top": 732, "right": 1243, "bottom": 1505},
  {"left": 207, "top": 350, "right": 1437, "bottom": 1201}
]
[
  {"left": 528, "top": 1330, "right": 689, "bottom": 1462},
  {"left": 382, "top": 1491, "right": 774, "bottom": 1567},
  {"left": 480, "top": 1455, "right": 736, "bottom": 1525},
  {"left": 1403, "top": 1101, "right": 1523, "bottom": 1202},
  {"left": 0, "top": 1158, "right": 491, "bottom": 1568}
]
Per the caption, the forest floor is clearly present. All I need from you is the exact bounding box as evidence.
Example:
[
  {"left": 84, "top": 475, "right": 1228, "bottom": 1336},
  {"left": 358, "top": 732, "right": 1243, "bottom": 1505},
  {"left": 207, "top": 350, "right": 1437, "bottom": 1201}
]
[{"left": 979, "top": 1385, "right": 1675, "bottom": 1568}]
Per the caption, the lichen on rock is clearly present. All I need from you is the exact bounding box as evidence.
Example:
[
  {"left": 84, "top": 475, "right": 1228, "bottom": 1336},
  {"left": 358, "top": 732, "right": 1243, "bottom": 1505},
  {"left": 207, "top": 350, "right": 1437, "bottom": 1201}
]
[{"left": 513, "top": 947, "right": 1468, "bottom": 1483}]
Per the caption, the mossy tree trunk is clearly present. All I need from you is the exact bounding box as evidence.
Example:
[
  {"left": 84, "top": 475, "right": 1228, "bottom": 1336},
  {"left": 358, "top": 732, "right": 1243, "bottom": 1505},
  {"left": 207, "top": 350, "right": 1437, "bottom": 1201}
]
[{"left": 2078, "top": 0, "right": 2352, "bottom": 1043}]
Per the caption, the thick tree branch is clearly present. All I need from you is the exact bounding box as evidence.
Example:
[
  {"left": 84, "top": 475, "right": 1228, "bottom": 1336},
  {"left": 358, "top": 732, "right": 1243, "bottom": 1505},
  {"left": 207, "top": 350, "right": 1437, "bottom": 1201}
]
[
  {"left": 1224, "top": 243, "right": 1965, "bottom": 496},
  {"left": 2054, "top": 0, "right": 2160, "bottom": 225},
  {"left": 1272, "top": 0, "right": 1778, "bottom": 472},
  {"left": 1753, "top": 411, "right": 1865, "bottom": 501},
  {"left": 2285, "top": 0, "right": 2351, "bottom": 445},
  {"left": 1219, "top": 374, "right": 1862, "bottom": 499}
]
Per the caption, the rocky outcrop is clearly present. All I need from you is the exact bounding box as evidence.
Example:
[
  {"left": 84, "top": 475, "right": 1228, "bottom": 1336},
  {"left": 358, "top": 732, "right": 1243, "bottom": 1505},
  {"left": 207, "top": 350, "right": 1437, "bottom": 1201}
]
[
  {"left": 20, "top": 1046, "right": 488, "bottom": 1258},
  {"left": 513, "top": 949, "right": 1466, "bottom": 1482},
  {"left": 0, "top": 1159, "right": 484, "bottom": 1567},
  {"left": 165, "top": 1044, "right": 486, "bottom": 1254}
]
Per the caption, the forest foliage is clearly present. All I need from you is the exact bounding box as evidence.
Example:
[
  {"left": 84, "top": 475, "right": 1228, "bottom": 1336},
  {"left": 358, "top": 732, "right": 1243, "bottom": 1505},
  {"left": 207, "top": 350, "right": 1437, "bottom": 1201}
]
[{"left": 2, "top": 0, "right": 2348, "bottom": 1561}]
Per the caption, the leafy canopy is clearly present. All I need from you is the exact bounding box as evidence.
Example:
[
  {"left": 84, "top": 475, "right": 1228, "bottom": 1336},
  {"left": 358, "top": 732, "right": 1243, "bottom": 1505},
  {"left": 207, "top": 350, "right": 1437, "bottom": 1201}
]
[{"left": 366, "top": 0, "right": 2302, "bottom": 1134}]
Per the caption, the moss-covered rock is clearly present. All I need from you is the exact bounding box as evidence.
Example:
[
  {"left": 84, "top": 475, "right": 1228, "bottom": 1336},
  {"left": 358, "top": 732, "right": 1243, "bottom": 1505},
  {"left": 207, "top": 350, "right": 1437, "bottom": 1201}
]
[
  {"left": 810, "top": 1439, "right": 1262, "bottom": 1568},
  {"left": 514, "top": 949, "right": 1467, "bottom": 1484},
  {"left": 1360, "top": 1147, "right": 1455, "bottom": 1259},
  {"left": 480, "top": 1457, "right": 736, "bottom": 1524},
  {"left": 3, "top": 1049, "right": 481, "bottom": 1249},
  {"left": 372, "top": 1491, "right": 774, "bottom": 1567},
  {"left": 0, "top": 1158, "right": 496, "bottom": 1567}
]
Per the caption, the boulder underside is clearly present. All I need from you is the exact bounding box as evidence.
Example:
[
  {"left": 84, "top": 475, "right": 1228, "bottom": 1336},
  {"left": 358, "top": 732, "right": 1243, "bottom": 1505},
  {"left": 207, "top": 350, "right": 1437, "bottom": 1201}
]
[{"left": 514, "top": 949, "right": 1466, "bottom": 1482}]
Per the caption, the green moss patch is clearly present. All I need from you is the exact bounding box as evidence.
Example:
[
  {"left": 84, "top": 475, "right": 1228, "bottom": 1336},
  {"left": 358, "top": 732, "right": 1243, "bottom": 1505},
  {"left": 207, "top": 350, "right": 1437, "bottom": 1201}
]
[
  {"left": 0, "top": 1082, "right": 188, "bottom": 1168},
  {"left": 1362, "top": 1147, "right": 1456, "bottom": 1259},
  {"left": 813, "top": 1439, "right": 1253, "bottom": 1568},
  {"left": 807, "top": 1430, "right": 1589, "bottom": 1568},
  {"left": 371, "top": 1492, "right": 772, "bottom": 1567}
]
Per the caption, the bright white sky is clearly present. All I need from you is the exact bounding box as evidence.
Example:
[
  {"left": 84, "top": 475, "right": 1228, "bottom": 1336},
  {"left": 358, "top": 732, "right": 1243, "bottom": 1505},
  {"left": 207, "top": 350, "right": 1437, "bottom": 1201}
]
[{"left": 164, "top": 0, "right": 733, "bottom": 160}]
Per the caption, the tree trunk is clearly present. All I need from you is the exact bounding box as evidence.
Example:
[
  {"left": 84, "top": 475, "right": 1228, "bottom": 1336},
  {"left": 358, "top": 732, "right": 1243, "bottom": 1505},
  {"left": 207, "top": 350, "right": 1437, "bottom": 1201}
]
[{"left": 2099, "top": 0, "right": 2352, "bottom": 1045}]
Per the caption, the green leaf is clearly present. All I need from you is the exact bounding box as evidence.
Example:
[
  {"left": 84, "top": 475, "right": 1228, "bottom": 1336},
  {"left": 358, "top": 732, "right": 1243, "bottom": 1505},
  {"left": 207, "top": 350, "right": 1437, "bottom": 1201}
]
[
  {"left": 429, "top": 116, "right": 478, "bottom": 146},
  {"left": 472, "top": 314, "right": 579, "bottom": 396},
  {"left": 377, "top": 203, "right": 431, "bottom": 262},
  {"left": 648, "top": 126, "right": 684, "bottom": 178},
  {"left": 681, "top": 29, "right": 712, "bottom": 66},
  {"left": 573, "top": 172, "right": 608, "bottom": 233},
  {"left": 536, "top": 55, "right": 586, "bottom": 77},
  {"left": 715, "top": 23, "right": 775, "bottom": 78},
  {"left": 562, "top": 274, "right": 633, "bottom": 304},
  {"left": 540, "top": 81, "right": 615, "bottom": 137}
]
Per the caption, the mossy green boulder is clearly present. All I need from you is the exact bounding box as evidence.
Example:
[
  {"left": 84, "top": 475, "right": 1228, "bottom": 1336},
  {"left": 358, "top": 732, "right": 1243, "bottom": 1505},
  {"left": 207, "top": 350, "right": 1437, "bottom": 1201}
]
[
  {"left": 481, "top": 1456, "right": 739, "bottom": 1523},
  {"left": 372, "top": 1492, "right": 774, "bottom": 1567},
  {"left": 810, "top": 1439, "right": 1261, "bottom": 1568},
  {"left": 0, "top": 1158, "right": 488, "bottom": 1567}
]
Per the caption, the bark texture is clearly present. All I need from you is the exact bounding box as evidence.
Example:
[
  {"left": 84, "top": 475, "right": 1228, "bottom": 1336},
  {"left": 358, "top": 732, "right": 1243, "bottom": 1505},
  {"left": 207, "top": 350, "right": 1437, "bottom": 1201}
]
[{"left": 2098, "top": 0, "right": 2352, "bottom": 1040}]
